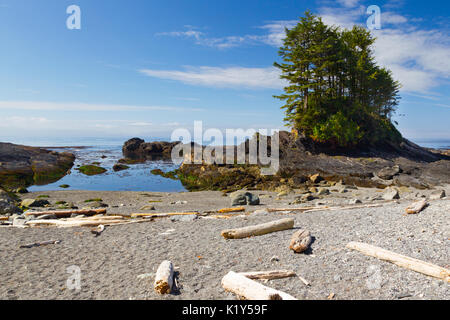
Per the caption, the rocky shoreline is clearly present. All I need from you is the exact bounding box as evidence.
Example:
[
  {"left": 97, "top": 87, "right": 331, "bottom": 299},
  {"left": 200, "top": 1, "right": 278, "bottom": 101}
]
[
  {"left": 0, "top": 143, "right": 75, "bottom": 191},
  {"left": 124, "top": 132, "right": 450, "bottom": 192}
]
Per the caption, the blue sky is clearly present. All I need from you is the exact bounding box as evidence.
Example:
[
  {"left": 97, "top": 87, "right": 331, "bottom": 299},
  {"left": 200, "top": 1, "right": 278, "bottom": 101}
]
[{"left": 0, "top": 0, "right": 449, "bottom": 143}]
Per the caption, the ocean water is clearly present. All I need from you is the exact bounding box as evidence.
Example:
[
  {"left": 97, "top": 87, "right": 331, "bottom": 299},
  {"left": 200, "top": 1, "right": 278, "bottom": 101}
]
[
  {"left": 3, "top": 137, "right": 185, "bottom": 192},
  {"left": 3, "top": 137, "right": 449, "bottom": 192}
]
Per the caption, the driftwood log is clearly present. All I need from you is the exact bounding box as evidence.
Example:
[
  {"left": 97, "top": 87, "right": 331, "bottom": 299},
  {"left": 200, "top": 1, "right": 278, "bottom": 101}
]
[
  {"left": 289, "top": 229, "right": 312, "bottom": 253},
  {"left": 405, "top": 200, "right": 428, "bottom": 214},
  {"left": 154, "top": 260, "right": 174, "bottom": 294},
  {"left": 217, "top": 207, "right": 245, "bottom": 214},
  {"left": 131, "top": 212, "right": 198, "bottom": 218},
  {"left": 347, "top": 242, "right": 450, "bottom": 282},
  {"left": 239, "top": 270, "right": 296, "bottom": 280},
  {"left": 221, "top": 271, "right": 297, "bottom": 300},
  {"left": 26, "top": 217, "right": 126, "bottom": 228},
  {"left": 221, "top": 218, "right": 294, "bottom": 239},
  {"left": 25, "top": 208, "right": 107, "bottom": 217}
]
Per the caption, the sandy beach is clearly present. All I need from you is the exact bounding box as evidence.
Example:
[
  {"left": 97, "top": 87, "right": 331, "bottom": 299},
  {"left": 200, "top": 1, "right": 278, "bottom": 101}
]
[{"left": 1, "top": 186, "right": 448, "bottom": 300}]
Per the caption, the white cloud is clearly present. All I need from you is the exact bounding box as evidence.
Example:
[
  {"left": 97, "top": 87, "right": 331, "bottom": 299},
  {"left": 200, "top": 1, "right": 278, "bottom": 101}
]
[
  {"left": 382, "top": 12, "right": 408, "bottom": 25},
  {"left": 337, "top": 0, "right": 360, "bottom": 8},
  {"left": 317, "top": 5, "right": 450, "bottom": 93},
  {"left": 0, "top": 101, "right": 205, "bottom": 112},
  {"left": 139, "top": 66, "right": 285, "bottom": 89}
]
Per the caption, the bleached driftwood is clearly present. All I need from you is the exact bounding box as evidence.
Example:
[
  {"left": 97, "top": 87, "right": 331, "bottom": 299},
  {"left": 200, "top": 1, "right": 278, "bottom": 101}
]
[
  {"left": 217, "top": 207, "right": 245, "bottom": 214},
  {"left": 154, "top": 260, "right": 174, "bottom": 294},
  {"left": 131, "top": 212, "right": 198, "bottom": 218},
  {"left": 267, "top": 203, "right": 386, "bottom": 214},
  {"left": 20, "top": 240, "right": 61, "bottom": 248},
  {"left": 222, "top": 271, "right": 297, "bottom": 300},
  {"left": 221, "top": 218, "right": 294, "bottom": 239},
  {"left": 405, "top": 199, "right": 428, "bottom": 214},
  {"left": 347, "top": 242, "right": 450, "bottom": 282},
  {"left": 26, "top": 217, "right": 126, "bottom": 228},
  {"left": 239, "top": 270, "right": 296, "bottom": 280},
  {"left": 289, "top": 229, "right": 312, "bottom": 253},
  {"left": 25, "top": 208, "right": 107, "bottom": 217},
  {"left": 298, "top": 275, "right": 310, "bottom": 286}
]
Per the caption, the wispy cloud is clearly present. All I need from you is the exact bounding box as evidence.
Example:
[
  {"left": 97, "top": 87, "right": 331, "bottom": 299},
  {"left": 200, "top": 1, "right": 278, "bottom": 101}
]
[
  {"left": 0, "top": 101, "right": 205, "bottom": 112},
  {"left": 155, "top": 21, "right": 297, "bottom": 49},
  {"left": 316, "top": 3, "right": 450, "bottom": 93},
  {"left": 139, "top": 66, "right": 285, "bottom": 89}
]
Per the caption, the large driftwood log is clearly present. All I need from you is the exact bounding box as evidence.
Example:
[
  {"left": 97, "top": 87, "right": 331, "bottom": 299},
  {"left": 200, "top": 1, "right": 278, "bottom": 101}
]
[
  {"left": 222, "top": 271, "right": 297, "bottom": 300},
  {"left": 347, "top": 242, "right": 450, "bottom": 282},
  {"left": 267, "top": 203, "right": 386, "bottom": 214},
  {"left": 221, "top": 218, "right": 294, "bottom": 239},
  {"left": 154, "top": 260, "right": 174, "bottom": 294},
  {"left": 239, "top": 270, "right": 296, "bottom": 280},
  {"left": 26, "top": 218, "right": 126, "bottom": 228},
  {"left": 405, "top": 199, "right": 428, "bottom": 214},
  {"left": 25, "top": 208, "right": 107, "bottom": 217},
  {"left": 289, "top": 229, "right": 312, "bottom": 253}
]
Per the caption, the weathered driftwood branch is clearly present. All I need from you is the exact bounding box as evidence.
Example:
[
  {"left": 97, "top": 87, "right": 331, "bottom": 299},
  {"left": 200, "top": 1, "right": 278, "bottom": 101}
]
[
  {"left": 154, "top": 260, "right": 174, "bottom": 294},
  {"left": 26, "top": 218, "right": 126, "bottom": 228},
  {"left": 221, "top": 218, "right": 295, "bottom": 239},
  {"left": 218, "top": 207, "right": 245, "bottom": 214},
  {"left": 222, "top": 271, "right": 297, "bottom": 300},
  {"left": 405, "top": 199, "right": 428, "bottom": 214},
  {"left": 131, "top": 212, "right": 198, "bottom": 218},
  {"left": 239, "top": 270, "right": 296, "bottom": 280},
  {"left": 302, "top": 203, "right": 385, "bottom": 214},
  {"left": 25, "top": 208, "right": 107, "bottom": 217},
  {"left": 20, "top": 240, "right": 61, "bottom": 248},
  {"left": 289, "top": 229, "right": 312, "bottom": 253},
  {"left": 347, "top": 242, "right": 450, "bottom": 282}
]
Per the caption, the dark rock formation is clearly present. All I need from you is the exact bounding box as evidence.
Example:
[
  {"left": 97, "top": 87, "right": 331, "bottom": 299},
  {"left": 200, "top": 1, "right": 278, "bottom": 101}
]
[
  {"left": 0, "top": 188, "right": 21, "bottom": 215},
  {"left": 122, "top": 138, "right": 180, "bottom": 161},
  {"left": 0, "top": 143, "right": 75, "bottom": 190},
  {"left": 174, "top": 131, "right": 450, "bottom": 191}
]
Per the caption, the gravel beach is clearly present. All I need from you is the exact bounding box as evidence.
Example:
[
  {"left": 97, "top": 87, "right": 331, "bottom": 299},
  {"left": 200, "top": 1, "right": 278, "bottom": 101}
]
[{"left": 0, "top": 186, "right": 448, "bottom": 300}]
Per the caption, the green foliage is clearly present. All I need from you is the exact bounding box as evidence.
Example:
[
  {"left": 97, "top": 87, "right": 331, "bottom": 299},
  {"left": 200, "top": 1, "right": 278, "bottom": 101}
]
[{"left": 274, "top": 11, "right": 402, "bottom": 147}]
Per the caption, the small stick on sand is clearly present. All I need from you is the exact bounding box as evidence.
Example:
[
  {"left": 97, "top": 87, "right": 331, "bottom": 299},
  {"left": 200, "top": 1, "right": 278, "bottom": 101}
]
[
  {"left": 347, "top": 242, "right": 450, "bottom": 282},
  {"left": 222, "top": 271, "right": 297, "bottom": 300},
  {"left": 405, "top": 199, "right": 428, "bottom": 214},
  {"left": 289, "top": 229, "right": 312, "bottom": 253},
  {"left": 298, "top": 275, "right": 310, "bottom": 286},
  {"left": 239, "top": 270, "right": 296, "bottom": 280},
  {"left": 221, "top": 218, "right": 294, "bottom": 239},
  {"left": 25, "top": 208, "right": 107, "bottom": 217},
  {"left": 217, "top": 207, "right": 245, "bottom": 214},
  {"left": 154, "top": 260, "right": 174, "bottom": 294},
  {"left": 20, "top": 240, "right": 61, "bottom": 248}
]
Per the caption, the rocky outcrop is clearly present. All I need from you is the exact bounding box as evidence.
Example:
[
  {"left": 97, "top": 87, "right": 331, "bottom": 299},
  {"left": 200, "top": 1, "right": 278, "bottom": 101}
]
[
  {"left": 0, "top": 188, "right": 21, "bottom": 215},
  {"left": 122, "top": 138, "right": 180, "bottom": 161},
  {"left": 173, "top": 131, "right": 450, "bottom": 191},
  {"left": 0, "top": 143, "right": 75, "bottom": 190}
]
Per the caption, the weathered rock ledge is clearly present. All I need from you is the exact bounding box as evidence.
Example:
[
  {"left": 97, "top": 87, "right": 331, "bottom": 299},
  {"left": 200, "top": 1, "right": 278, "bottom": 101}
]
[
  {"left": 0, "top": 143, "right": 75, "bottom": 190},
  {"left": 122, "top": 132, "right": 450, "bottom": 191}
]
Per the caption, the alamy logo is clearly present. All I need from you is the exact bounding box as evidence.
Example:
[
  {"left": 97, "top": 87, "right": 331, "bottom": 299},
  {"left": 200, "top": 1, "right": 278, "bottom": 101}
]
[
  {"left": 66, "top": 265, "right": 81, "bottom": 291},
  {"left": 170, "top": 121, "right": 280, "bottom": 176},
  {"left": 367, "top": 5, "right": 381, "bottom": 30},
  {"left": 66, "top": 5, "right": 81, "bottom": 30}
]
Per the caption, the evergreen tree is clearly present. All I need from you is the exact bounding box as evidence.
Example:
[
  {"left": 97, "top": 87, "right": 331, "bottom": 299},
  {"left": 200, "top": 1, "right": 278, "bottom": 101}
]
[{"left": 274, "top": 11, "right": 402, "bottom": 147}]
